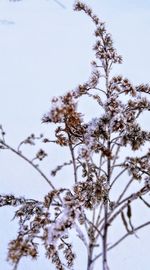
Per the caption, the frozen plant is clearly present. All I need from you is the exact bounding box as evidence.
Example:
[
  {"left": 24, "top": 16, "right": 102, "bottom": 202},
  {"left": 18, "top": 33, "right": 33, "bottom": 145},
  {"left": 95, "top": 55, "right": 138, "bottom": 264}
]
[{"left": 0, "top": 1, "right": 150, "bottom": 270}]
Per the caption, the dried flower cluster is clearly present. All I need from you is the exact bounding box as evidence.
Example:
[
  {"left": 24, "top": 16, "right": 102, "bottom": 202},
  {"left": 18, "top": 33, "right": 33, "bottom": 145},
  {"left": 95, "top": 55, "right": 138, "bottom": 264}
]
[{"left": 0, "top": 2, "right": 150, "bottom": 270}]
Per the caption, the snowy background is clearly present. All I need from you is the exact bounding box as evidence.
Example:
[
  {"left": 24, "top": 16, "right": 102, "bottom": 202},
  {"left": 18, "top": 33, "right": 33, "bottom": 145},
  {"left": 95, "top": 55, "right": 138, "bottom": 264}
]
[{"left": 0, "top": 0, "right": 150, "bottom": 269}]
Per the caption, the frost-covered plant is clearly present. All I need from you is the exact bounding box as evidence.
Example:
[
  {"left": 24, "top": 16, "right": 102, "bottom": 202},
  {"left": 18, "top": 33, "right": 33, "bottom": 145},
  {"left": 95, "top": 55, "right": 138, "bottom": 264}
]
[{"left": 0, "top": 2, "right": 150, "bottom": 270}]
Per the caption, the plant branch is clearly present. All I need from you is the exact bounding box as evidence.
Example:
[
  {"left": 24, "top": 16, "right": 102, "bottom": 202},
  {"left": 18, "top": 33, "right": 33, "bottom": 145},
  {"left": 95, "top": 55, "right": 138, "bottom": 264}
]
[
  {"left": 110, "top": 168, "right": 127, "bottom": 188},
  {"left": 108, "top": 185, "right": 150, "bottom": 226},
  {"left": 92, "top": 221, "right": 150, "bottom": 263},
  {"left": 0, "top": 141, "right": 56, "bottom": 190},
  {"left": 116, "top": 178, "right": 133, "bottom": 203}
]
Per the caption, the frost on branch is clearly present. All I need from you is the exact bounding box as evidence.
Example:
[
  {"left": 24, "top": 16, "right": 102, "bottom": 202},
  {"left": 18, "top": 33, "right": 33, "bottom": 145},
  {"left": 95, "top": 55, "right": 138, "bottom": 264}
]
[{"left": 0, "top": 2, "right": 150, "bottom": 270}]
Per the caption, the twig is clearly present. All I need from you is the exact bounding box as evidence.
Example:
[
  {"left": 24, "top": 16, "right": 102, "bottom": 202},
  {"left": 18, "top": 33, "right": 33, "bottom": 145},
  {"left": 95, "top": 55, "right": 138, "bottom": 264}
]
[
  {"left": 1, "top": 141, "right": 56, "bottom": 190},
  {"left": 86, "top": 217, "right": 103, "bottom": 238},
  {"left": 116, "top": 178, "right": 133, "bottom": 203},
  {"left": 91, "top": 87, "right": 107, "bottom": 96},
  {"left": 110, "top": 144, "right": 121, "bottom": 175},
  {"left": 54, "top": 0, "right": 66, "bottom": 9},
  {"left": 66, "top": 127, "right": 78, "bottom": 183},
  {"left": 110, "top": 168, "right": 127, "bottom": 188},
  {"left": 107, "top": 185, "right": 150, "bottom": 227},
  {"left": 117, "top": 184, "right": 150, "bottom": 208},
  {"left": 92, "top": 221, "right": 150, "bottom": 263}
]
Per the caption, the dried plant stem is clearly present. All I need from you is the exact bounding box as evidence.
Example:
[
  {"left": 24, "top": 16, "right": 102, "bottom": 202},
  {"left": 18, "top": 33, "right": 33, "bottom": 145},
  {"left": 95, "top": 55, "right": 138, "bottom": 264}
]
[
  {"left": 67, "top": 130, "right": 78, "bottom": 183},
  {"left": 110, "top": 144, "right": 121, "bottom": 175},
  {"left": 117, "top": 184, "right": 149, "bottom": 208},
  {"left": 87, "top": 243, "right": 94, "bottom": 270},
  {"left": 54, "top": 0, "right": 66, "bottom": 9},
  {"left": 99, "top": 184, "right": 150, "bottom": 234},
  {"left": 12, "top": 260, "right": 20, "bottom": 270},
  {"left": 92, "top": 221, "right": 150, "bottom": 263},
  {"left": 102, "top": 203, "right": 109, "bottom": 270},
  {"left": 102, "top": 148, "right": 111, "bottom": 269},
  {"left": 102, "top": 66, "right": 111, "bottom": 270},
  {"left": 110, "top": 168, "right": 127, "bottom": 188},
  {"left": 69, "top": 142, "right": 78, "bottom": 183},
  {"left": 96, "top": 185, "right": 149, "bottom": 243},
  {"left": 106, "top": 185, "right": 150, "bottom": 229},
  {"left": 95, "top": 203, "right": 103, "bottom": 227},
  {"left": 86, "top": 217, "right": 102, "bottom": 238},
  {"left": 98, "top": 142, "right": 104, "bottom": 177},
  {"left": 108, "top": 221, "right": 150, "bottom": 251},
  {"left": 116, "top": 178, "right": 133, "bottom": 203},
  {"left": 1, "top": 141, "right": 56, "bottom": 190}
]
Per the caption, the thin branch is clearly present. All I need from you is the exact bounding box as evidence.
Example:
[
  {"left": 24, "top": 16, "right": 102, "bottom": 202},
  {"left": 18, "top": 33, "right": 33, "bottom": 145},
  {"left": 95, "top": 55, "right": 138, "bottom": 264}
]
[
  {"left": 139, "top": 196, "right": 150, "bottom": 207},
  {"left": 102, "top": 64, "right": 111, "bottom": 270},
  {"left": 95, "top": 203, "right": 103, "bottom": 227},
  {"left": 90, "top": 87, "right": 107, "bottom": 96},
  {"left": 97, "top": 184, "right": 149, "bottom": 235},
  {"left": 1, "top": 141, "right": 56, "bottom": 190},
  {"left": 92, "top": 207, "right": 96, "bottom": 225},
  {"left": 54, "top": 0, "right": 66, "bottom": 9},
  {"left": 67, "top": 133, "right": 78, "bottom": 183},
  {"left": 111, "top": 144, "right": 121, "bottom": 174},
  {"left": 110, "top": 135, "right": 122, "bottom": 145},
  {"left": 110, "top": 168, "right": 127, "bottom": 188},
  {"left": 93, "top": 163, "right": 108, "bottom": 178},
  {"left": 74, "top": 223, "right": 88, "bottom": 248},
  {"left": 108, "top": 221, "right": 150, "bottom": 251},
  {"left": 92, "top": 221, "right": 150, "bottom": 263},
  {"left": 12, "top": 260, "right": 20, "bottom": 270},
  {"left": 117, "top": 184, "right": 150, "bottom": 208},
  {"left": 86, "top": 216, "right": 103, "bottom": 238},
  {"left": 116, "top": 178, "right": 133, "bottom": 203},
  {"left": 98, "top": 148, "right": 104, "bottom": 177},
  {"left": 107, "top": 185, "right": 150, "bottom": 227},
  {"left": 98, "top": 184, "right": 149, "bottom": 236}
]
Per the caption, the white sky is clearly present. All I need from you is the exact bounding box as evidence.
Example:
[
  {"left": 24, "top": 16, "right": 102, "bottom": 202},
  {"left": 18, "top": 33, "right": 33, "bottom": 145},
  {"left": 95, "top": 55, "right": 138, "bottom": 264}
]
[{"left": 0, "top": 1, "right": 150, "bottom": 269}]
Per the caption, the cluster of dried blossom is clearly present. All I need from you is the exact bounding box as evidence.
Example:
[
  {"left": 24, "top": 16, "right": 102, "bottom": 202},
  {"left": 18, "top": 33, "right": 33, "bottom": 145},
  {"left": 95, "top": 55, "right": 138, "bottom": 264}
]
[{"left": 0, "top": 2, "right": 150, "bottom": 270}]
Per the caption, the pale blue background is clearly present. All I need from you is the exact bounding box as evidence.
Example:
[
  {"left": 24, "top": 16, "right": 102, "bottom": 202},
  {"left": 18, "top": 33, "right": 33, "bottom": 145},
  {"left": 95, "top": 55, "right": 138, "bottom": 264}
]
[{"left": 0, "top": 0, "right": 150, "bottom": 269}]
